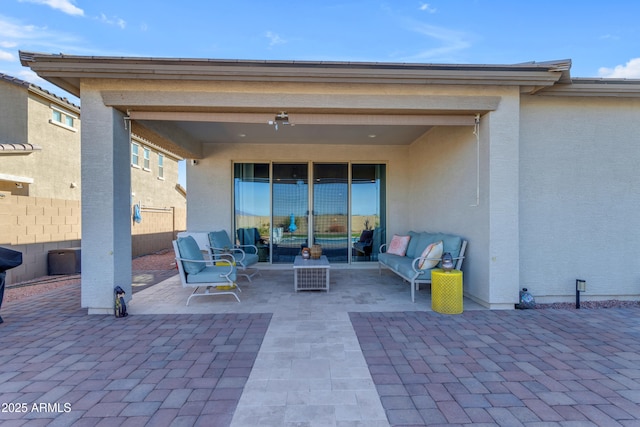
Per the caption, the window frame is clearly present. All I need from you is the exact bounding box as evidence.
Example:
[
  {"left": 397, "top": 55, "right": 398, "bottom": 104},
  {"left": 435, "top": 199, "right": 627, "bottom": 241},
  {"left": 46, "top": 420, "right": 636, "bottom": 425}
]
[
  {"left": 157, "top": 153, "right": 165, "bottom": 179},
  {"left": 143, "top": 147, "right": 151, "bottom": 171},
  {"left": 49, "top": 105, "right": 78, "bottom": 132},
  {"left": 131, "top": 143, "right": 140, "bottom": 168}
]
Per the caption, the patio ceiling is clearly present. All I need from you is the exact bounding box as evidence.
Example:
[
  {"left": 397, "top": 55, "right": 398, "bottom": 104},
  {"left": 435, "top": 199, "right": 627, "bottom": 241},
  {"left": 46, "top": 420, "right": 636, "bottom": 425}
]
[
  {"left": 158, "top": 121, "right": 433, "bottom": 146},
  {"left": 128, "top": 112, "right": 480, "bottom": 149}
]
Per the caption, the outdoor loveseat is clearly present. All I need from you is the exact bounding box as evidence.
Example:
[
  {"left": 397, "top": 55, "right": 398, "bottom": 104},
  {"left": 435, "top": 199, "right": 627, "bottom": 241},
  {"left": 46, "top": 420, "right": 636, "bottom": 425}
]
[{"left": 379, "top": 231, "right": 467, "bottom": 302}]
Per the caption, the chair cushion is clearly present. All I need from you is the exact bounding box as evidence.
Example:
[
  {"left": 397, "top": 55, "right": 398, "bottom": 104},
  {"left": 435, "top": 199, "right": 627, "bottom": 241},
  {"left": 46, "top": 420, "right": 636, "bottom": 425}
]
[
  {"left": 387, "top": 234, "right": 410, "bottom": 256},
  {"left": 186, "top": 265, "right": 237, "bottom": 284},
  {"left": 242, "top": 252, "right": 259, "bottom": 267},
  {"left": 209, "top": 231, "right": 233, "bottom": 252},
  {"left": 419, "top": 240, "right": 443, "bottom": 270},
  {"left": 176, "top": 236, "right": 206, "bottom": 275}
]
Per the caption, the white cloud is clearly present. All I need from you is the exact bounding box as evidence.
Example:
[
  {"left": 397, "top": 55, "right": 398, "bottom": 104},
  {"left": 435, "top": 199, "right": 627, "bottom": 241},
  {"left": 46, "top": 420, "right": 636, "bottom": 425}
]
[
  {"left": 0, "top": 15, "right": 84, "bottom": 57},
  {"left": 419, "top": 3, "right": 437, "bottom": 13},
  {"left": 0, "top": 50, "right": 15, "bottom": 61},
  {"left": 99, "top": 13, "right": 126, "bottom": 29},
  {"left": 598, "top": 58, "right": 640, "bottom": 78},
  {"left": 265, "top": 31, "right": 286, "bottom": 47},
  {"left": 19, "top": 0, "right": 84, "bottom": 16},
  {"left": 403, "top": 23, "right": 470, "bottom": 62}
]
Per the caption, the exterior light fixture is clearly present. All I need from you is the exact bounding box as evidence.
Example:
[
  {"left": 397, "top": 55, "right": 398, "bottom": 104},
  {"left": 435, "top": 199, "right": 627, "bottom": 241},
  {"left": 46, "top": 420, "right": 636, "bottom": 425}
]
[{"left": 576, "top": 279, "right": 586, "bottom": 309}]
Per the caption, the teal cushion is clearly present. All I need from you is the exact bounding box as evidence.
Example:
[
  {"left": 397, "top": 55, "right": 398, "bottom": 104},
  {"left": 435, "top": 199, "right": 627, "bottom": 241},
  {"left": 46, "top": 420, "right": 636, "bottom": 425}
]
[
  {"left": 177, "top": 236, "right": 205, "bottom": 275},
  {"left": 414, "top": 233, "right": 438, "bottom": 258},
  {"left": 394, "top": 257, "right": 418, "bottom": 279},
  {"left": 209, "top": 231, "right": 233, "bottom": 253},
  {"left": 435, "top": 234, "right": 463, "bottom": 259},
  {"left": 242, "top": 252, "right": 259, "bottom": 267},
  {"left": 186, "top": 265, "right": 237, "bottom": 284},
  {"left": 405, "top": 231, "right": 421, "bottom": 258}
]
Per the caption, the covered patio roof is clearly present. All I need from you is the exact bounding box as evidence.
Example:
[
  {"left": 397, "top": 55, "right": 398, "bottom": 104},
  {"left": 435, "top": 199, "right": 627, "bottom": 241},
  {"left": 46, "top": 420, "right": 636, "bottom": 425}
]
[{"left": 19, "top": 52, "right": 571, "bottom": 159}]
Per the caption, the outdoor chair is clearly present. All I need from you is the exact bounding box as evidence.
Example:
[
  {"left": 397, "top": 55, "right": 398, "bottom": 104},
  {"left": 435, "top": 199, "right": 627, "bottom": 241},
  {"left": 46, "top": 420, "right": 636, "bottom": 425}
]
[
  {"left": 208, "top": 230, "right": 260, "bottom": 282},
  {"left": 353, "top": 229, "right": 374, "bottom": 260},
  {"left": 173, "top": 236, "right": 240, "bottom": 304},
  {"left": 237, "top": 227, "right": 269, "bottom": 262}
]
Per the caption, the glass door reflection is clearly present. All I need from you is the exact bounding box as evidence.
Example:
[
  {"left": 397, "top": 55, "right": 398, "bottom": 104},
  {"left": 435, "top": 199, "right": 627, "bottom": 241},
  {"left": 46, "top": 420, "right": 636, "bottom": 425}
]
[
  {"left": 351, "top": 164, "right": 386, "bottom": 262},
  {"left": 272, "top": 163, "right": 308, "bottom": 263},
  {"left": 313, "top": 163, "right": 348, "bottom": 263}
]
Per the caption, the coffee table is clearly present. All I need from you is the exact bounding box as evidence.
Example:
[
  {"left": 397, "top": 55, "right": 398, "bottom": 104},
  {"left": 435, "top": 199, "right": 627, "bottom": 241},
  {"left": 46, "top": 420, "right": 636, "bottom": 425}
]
[{"left": 293, "top": 255, "right": 330, "bottom": 292}]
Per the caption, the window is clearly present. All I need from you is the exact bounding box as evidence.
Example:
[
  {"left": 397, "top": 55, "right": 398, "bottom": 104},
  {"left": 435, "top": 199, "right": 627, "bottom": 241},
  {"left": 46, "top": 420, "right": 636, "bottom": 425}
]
[
  {"left": 131, "top": 143, "right": 139, "bottom": 167},
  {"left": 143, "top": 148, "right": 150, "bottom": 170},
  {"left": 158, "top": 154, "right": 164, "bottom": 179},
  {"left": 50, "top": 105, "right": 77, "bottom": 131}
]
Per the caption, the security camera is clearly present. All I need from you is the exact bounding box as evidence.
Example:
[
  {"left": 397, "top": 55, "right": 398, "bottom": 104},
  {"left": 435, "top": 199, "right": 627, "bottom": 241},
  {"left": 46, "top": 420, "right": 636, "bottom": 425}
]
[{"left": 191, "top": 159, "right": 199, "bottom": 166}]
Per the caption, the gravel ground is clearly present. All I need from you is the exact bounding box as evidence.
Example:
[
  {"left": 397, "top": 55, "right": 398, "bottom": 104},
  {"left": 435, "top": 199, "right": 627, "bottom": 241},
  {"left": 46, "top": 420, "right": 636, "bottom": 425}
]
[
  {"left": 5, "top": 252, "right": 639, "bottom": 310},
  {"left": 535, "top": 300, "right": 640, "bottom": 309},
  {"left": 4, "top": 249, "right": 176, "bottom": 303}
]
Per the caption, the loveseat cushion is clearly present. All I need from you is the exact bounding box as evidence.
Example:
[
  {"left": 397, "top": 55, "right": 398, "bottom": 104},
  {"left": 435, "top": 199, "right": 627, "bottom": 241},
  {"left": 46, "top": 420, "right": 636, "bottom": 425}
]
[
  {"left": 379, "top": 254, "right": 427, "bottom": 280},
  {"left": 379, "top": 252, "right": 403, "bottom": 271},
  {"left": 435, "top": 233, "right": 463, "bottom": 259},
  {"left": 177, "top": 236, "right": 206, "bottom": 275},
  {"left": 414, "top": 232, "right": 439, "bottom": 257},
  {"left": 405, "top": 231, "right": 421, "bottom": 258},
  {"left": 186, "top": 265, "right": 237, "bottom": 284}
]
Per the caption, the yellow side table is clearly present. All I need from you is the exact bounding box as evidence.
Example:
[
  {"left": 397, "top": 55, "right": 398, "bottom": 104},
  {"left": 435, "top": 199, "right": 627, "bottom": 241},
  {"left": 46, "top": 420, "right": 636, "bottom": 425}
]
[{"left": 431, "top": 268, "right": 463, "bottom": 314}]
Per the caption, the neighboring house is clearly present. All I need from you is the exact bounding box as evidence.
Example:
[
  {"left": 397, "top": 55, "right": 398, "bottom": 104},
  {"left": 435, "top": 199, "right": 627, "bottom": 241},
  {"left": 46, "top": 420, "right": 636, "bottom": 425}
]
[
  {"left": 0, "top": 73, "right": 185, "bottom": 284},
  {"left": 129, "top": 133, "right": 187, "bottom": 256},
  {"left": 0, "top": 73, "right": 81, "bottom": 199},
  {"left": 18, "top": 53, "right": 640, "bottom": 314}
]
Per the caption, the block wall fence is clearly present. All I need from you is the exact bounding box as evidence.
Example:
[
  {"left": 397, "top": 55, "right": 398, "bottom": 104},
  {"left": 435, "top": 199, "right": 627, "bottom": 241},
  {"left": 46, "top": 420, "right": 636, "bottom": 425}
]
[{"left": 0, "top": 192, "right": 185, "bottom": 284}]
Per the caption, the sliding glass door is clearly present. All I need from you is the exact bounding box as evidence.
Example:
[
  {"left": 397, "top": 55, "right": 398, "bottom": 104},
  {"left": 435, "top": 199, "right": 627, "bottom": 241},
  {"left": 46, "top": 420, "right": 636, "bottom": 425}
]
[
  {"left": 272, "top": 163, "right": 308, "bottom": 263},
  {"left": 233, "top": 162, "right": 385, "bottom": 264},
  {"left": 233, "top": 163, "right": 270, "bottom": 261},
  {"left": 313, "top": 163, "right": 349, "bottom": 263},
  {"left": 351, "top": 164, "right": 386, "bottom": 262}
]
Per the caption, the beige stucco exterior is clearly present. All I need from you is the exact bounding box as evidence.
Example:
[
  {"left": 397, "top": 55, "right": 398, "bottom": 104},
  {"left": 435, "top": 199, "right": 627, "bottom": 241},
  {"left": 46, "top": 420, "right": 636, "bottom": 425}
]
[
  {"left": 0, "top": 77, "right": 81, "bottom": 199},
  {"left": 519, "top": 94, "right": 640, "bottom": 303},
  {"left": 17, "top": 53, "right": 640, "bottom": 312}
]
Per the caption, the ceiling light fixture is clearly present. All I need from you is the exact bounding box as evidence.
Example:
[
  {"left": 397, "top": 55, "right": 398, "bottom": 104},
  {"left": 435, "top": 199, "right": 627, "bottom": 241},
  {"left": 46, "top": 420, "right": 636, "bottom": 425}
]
[{"left": 268, "top": 112, "right": 290, "bottom": 131}]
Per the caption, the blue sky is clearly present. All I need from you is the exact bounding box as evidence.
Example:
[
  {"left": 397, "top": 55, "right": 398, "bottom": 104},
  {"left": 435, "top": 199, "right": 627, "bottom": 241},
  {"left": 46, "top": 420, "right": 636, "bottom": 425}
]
[{"left": 2, "top": 0, "right": 640, "bottom": 186}]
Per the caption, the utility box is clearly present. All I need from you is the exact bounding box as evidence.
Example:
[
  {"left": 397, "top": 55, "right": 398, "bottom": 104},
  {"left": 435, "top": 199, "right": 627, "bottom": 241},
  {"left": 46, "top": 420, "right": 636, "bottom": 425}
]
[{"left": 48, "top": 247, "right": 81, "bottom": 275}]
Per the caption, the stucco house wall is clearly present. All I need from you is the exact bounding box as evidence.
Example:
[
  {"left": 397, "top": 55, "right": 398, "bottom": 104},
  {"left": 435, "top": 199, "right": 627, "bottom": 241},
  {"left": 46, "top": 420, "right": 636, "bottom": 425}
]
[
  {"left": 0, "top": 79, "right": 28, "bottom": 146},
  {"left": 519, "top": 94, "right": 640, "bottom": 303},
  {"left": 0, "top": 78, "right": 81, "bottom": 199},
  {"left": 130, "top": 134, "right": 185, "bottom": 209}
]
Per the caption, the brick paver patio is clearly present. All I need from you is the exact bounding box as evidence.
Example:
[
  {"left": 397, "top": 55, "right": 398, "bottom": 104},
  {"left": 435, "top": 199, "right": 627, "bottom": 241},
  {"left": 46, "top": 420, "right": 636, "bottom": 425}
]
[
  {"left": 1, "top": 269, "right": 640, "bottom": 426},
  {"left": 350, "top": 309, "right": 640, "bottom": 426}
]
